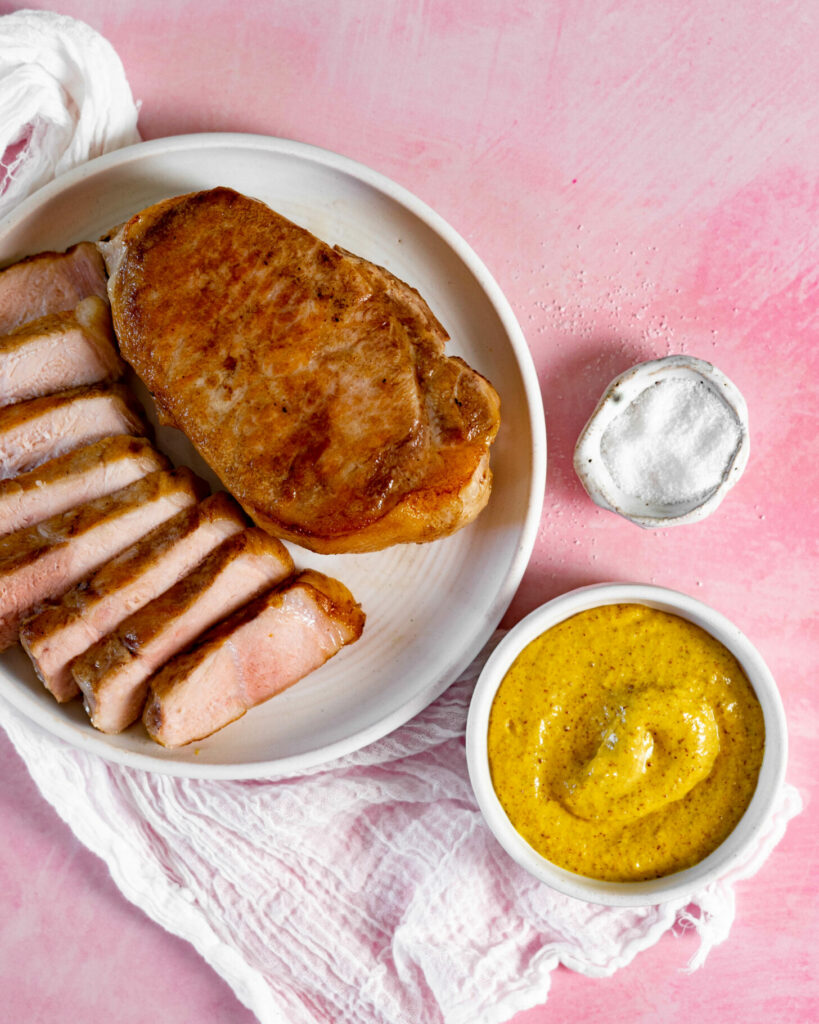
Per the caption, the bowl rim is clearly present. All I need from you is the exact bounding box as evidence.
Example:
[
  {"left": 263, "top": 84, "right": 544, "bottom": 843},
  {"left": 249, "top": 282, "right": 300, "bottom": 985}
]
[{"left": 465, "top": 582, "right": 788, "bottom": 907}]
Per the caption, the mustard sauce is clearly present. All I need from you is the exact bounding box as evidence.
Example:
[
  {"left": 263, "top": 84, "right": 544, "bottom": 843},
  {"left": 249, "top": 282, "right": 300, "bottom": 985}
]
[{"left": 487, "top": 604, "right": 765, "bottom": 882}]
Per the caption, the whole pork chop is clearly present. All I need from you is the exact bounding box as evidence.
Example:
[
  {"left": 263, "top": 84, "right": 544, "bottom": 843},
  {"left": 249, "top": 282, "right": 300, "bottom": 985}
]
[{"left": 99, "top": 188, "right": 501, "bottom": 553}]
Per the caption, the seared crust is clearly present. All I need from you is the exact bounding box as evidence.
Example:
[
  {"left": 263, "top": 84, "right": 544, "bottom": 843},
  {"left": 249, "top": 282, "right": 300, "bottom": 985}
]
[
  {"left": 293, "top": 568, "right": 367, "bottom": 639},
  {"left": 100, "top": 188, "right": 500, "bottom": 553}
]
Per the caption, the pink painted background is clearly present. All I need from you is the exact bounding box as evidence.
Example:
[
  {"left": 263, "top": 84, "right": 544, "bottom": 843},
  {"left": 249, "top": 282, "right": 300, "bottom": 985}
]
[{"left": 0, "top": 1, "right": 817, "bottom": 1021}]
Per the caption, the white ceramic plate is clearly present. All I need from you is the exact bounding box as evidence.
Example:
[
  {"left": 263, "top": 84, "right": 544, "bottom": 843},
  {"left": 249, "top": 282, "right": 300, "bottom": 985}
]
[{"left": 0, "top": 133, "right": 546, "bottom": 778}]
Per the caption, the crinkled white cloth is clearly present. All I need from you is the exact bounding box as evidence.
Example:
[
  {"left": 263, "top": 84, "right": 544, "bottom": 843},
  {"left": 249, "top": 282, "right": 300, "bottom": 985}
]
[
  {"left": 0, "top": 635, "right": 802, "bottom": 1024},
  {"left": 0, "top": 13, "right": 803, "bottom": 1024},
  {"left": 0, "top": 9, "right": 140, "bottom": 221}
]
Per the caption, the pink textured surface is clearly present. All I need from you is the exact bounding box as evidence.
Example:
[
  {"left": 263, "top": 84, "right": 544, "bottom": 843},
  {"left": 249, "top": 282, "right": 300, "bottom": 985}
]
[{"left": 0, "top": 2, "right": 817, "bottom": 1022}]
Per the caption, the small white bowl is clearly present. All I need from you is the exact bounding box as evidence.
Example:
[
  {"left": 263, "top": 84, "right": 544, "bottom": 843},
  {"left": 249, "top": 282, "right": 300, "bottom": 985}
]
[
  {"left": 573, "top": 355, "right": 750, "bottom": 528},
  {"left": 466, "top": 583, "right": 788, "bottom": 906}
]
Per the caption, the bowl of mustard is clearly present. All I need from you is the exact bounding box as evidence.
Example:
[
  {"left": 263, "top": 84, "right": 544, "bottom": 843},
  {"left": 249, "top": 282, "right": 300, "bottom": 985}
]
[{"left": 465, "top": 583, "right": 788, "bottom": 906}]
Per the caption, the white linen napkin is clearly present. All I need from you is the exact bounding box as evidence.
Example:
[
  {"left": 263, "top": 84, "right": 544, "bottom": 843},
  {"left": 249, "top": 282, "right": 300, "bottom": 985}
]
[
  {"left": 0, "top": 639, "right": 802, "bottom": 1024},
  {"left": 0, "top": 12, "right": 803, "bottom": 1024},
  {"left": 0, "top": 8, "right": 140, "bottom": 220}
]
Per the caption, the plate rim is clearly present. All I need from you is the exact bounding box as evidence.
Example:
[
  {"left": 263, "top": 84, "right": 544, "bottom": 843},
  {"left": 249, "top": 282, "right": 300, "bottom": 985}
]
[{"left": 0, "top": 132, "right": 547, "bottom": 778}]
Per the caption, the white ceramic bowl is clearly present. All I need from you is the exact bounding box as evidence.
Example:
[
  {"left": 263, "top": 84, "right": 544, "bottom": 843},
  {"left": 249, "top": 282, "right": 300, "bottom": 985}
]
[
  {"left": 465, "top": 583, "right": 788, "bottom": 906},
  {"left": 573, "top": 355, "right": 750, "bottom": 528}
]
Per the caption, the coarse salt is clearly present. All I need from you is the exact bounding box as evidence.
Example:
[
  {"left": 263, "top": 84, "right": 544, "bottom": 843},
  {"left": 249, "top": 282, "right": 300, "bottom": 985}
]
[
  {"left": 600, "top": 379, "right": 741, "bottom": 507},
  {"left": 573, "top": 355, "right": 750, "bottom": 528}
]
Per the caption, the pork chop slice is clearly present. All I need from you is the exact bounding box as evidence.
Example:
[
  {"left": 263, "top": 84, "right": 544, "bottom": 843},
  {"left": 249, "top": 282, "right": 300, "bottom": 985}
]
[
  {"left": 0, "top": 382, "right": 147, "bottom": 479},
  {"left": 0, "top": 435, "right": 166, "bottom": 540},
  {"left": 99, "top": 187, "right": 501, "bottom": 553},
  {"left": 21, "top": 491, "right": 247, "bottom": 702},
  {"left": 0, "top": 296, "right": 124, "bottom": 407},
  {"left": 72, "top": 528, "right": 295, "bottom": 734},
  {"left": 0, "top": 242, "right": 108, "bottom": 335},
  {"left": 0, "top": 468, "right": 202, "bottom": 650},
  {"left": 143, "top": 570, "right": 365, "bottom": 748}
]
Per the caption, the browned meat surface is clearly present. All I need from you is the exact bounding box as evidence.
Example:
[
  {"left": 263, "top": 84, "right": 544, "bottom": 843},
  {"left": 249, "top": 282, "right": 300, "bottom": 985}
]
[
  {"left": 100, "top": 187, "right": 501, "bottom": 553},
  {"left": 20, "top": 491, "right": 246, "bottom": 703},
  {"left": 0, "top": 468, "right": 202, "bottom": 651},
  {"left": 0, "top": 435, "right": 166, "bottom": 540},
  {"left": 0, "top": 382, "right": 147, "bottom": 479},
  {"left": 0, "top": 242, "right": 108, "bottom": 335},
  {"left": 72, "top": 528, "right": 294, "bottom": 734},
  {"left": 0, "top": 296, "right": 124, "bottom": 407},
  {"left": 143, "top": 569, "right": 364, "bottom": 747}
]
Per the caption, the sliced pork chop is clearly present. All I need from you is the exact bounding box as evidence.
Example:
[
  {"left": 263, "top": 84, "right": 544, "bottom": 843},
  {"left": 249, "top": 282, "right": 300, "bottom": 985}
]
[
  {"left": 72, "top": 529, "right": 295, "bottom": 734},
  {"left": 0, "top": 435, "right": 166, "bottom": 540},
  {"left": 21, "top": 492, "right": 247, "bottom": 702},
  {"left": 0, "top": 242, "right": 108, "bottom": 335},
  {"left": 0, "top": 382, "right": 147, "bottom": 480},
  {"left": 0, "top": 296, "right": 124, "bottom": 407},
  {"left": 143, "top": 570, "right": 365, "bottom": 748},
  {"left": 100, "top": 187, "right": 501, "bottom": 553},
  {"left": 0, "top": 468, "right": 201, "bottom": 651}
]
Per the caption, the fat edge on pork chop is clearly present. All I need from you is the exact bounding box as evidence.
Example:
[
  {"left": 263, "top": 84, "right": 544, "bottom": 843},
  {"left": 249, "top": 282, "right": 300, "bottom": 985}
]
[{"left": 99, "top": 187, "right": 501, "bottom": 553}]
